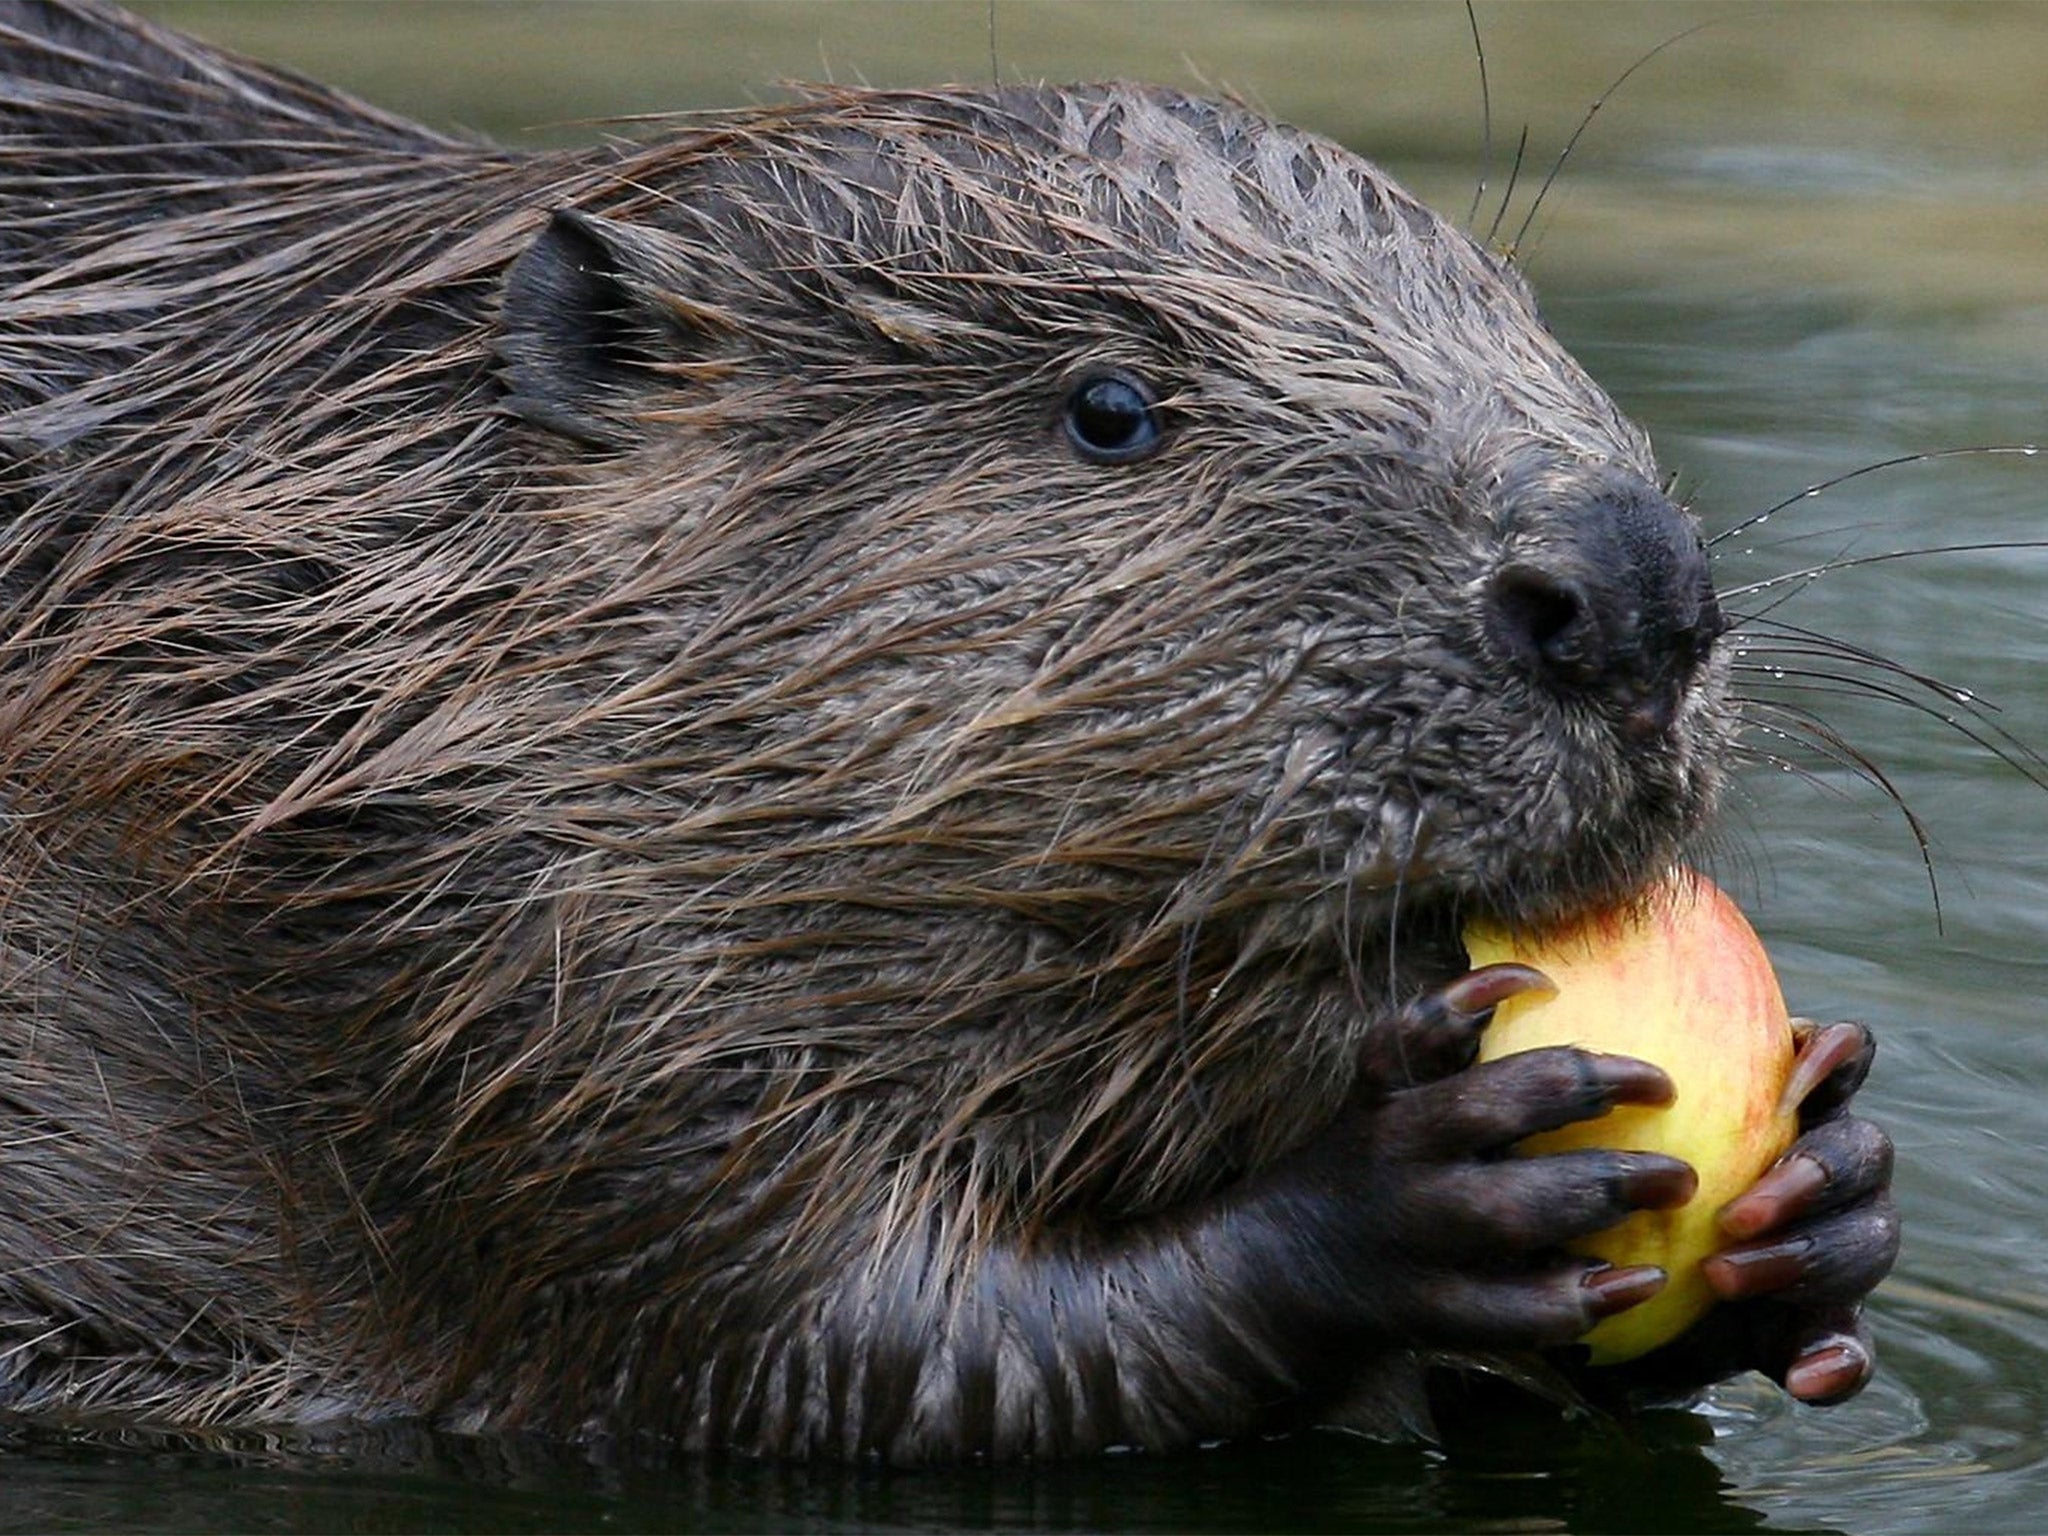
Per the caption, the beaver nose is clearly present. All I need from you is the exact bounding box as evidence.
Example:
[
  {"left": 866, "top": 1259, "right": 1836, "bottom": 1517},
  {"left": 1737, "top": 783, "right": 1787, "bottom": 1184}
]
[{"left": 1485, "top": 477, "right": 1724, "bottom": 738}]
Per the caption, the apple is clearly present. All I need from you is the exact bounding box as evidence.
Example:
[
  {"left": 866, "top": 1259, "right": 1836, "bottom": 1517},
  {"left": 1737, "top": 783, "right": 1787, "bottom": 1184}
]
[{"left": 1465, "top": 869, "right": 1798, "bottom": 1365}]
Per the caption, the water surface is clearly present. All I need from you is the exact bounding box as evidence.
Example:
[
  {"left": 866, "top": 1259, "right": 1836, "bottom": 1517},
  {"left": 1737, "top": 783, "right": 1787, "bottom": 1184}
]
[{"left": 24, "top": 3, "right": 2048, "bottom": 1530}]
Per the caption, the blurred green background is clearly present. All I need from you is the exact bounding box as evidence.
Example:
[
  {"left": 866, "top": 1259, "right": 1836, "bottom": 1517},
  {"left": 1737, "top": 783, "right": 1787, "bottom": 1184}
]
[{"left": 132, "top": 1, "right": 2048, "bottom": 317}]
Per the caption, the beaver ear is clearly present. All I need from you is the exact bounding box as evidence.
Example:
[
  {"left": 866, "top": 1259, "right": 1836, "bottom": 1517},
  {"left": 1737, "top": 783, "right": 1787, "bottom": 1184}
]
[{"left": 498, "top": 209, "right": 730, "bottom": 447}]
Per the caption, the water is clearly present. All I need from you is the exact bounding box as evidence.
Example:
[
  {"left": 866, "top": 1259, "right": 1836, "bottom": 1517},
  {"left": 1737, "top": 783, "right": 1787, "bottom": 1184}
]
[{"left": 22, "top": 3, "right": 2048, "bottom": 1530}]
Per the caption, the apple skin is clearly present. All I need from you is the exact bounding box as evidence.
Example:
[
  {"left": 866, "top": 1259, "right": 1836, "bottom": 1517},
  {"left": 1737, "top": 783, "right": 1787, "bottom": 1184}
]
[{"left": 1466, "top": 869, "right": 1799, "bottom": 1365}]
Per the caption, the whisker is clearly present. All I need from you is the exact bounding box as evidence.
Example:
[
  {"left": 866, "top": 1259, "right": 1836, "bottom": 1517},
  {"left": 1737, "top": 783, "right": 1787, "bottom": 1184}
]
[
  {"left": 1733, "top": 614, "right": 1996, "bottom": 712},
  {"left": 1721, "top": 530, "right": 1869, "bottom": 621},
  {"left": 1709, "top": 444, "right": 2043, "bottom": 548},
  {"left": 1506, "top": 16, "right": 1729, "bottom": 257},
  {"left": 1719, "top": 538, "right": 2048, "bottom": 606},
  {"left": 1734, "top": 694, "right": 1941, "bottom": 919},
  {"left": 1728, "top": 722, "right": 1922, "bottom": 865},
  {"left": 1735, "top": 661, "right": 2048, "bottom": 792},
  {"left": 1728, "top": 736, "right": 1861, "bottom": 804},
  {"left": 1460, "top": 0, "right": 1495, "bottom": 233},
  {"left": 1483, "top": 124, "right": 1531, "bottom": 251}
]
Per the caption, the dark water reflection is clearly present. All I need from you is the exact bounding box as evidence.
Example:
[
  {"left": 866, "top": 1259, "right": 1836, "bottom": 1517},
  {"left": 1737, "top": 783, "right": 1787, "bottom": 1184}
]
[
  {"left": 20, "top": 3, "right": 2048, "bottom": 1531},
  {"left": 3, "top": 1412, "right": 1798, "bottom": 1535}
]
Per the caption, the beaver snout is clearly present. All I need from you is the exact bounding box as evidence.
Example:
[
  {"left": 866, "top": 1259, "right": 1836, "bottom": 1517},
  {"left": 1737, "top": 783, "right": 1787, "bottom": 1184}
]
[{"left": 1485, "top": 475, "right": 1724, "bottom": 738}]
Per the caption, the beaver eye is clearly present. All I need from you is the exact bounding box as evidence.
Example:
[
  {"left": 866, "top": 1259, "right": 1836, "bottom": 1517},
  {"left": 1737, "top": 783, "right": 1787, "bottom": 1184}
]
[{"left": 1062, "top": 372, "right": 1165, "bottom": 463}]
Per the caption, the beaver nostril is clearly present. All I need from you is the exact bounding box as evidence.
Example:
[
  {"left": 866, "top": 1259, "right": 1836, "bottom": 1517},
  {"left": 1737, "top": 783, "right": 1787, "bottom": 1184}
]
[
  {"left": 1483, "top": 471, "right": 1725, "bottom": 723},
  {"left": 1488, "top": 564, "right": 1604, "bottom": 687}
]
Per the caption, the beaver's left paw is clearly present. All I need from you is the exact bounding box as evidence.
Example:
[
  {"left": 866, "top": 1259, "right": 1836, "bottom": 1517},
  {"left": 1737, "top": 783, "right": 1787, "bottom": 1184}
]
[{"left": 1601, "top": 1019, "right": 1899, "bottom": 1404}]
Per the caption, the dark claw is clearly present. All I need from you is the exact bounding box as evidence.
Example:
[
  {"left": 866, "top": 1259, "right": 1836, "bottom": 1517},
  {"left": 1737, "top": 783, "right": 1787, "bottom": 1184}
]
[
  {"left": 1618, "top": 1156, "right": 1700, "bottom": 1213},
  {"left": 1360, "top": 964, "right": 1552, "bottom": 1092},
  {"left": 1583, "top": 1263, "right": 1668, "bottom": 1320},
  {"left": 1570, "top": 1051, "right": 1679, "bottom": 1120},
  {"left": 1718, "top": 1151, "right": 1830, "bottom": 1241},
  {"left": 1442, "top": 963, "right": 1555, "bottom": 1019},
  {"left": 1783, "top": 1019, "right": 1875, "bottom": 1125},
  {"left": 1700, "top": 1235, "right": 1813, "bottom": 1298},
  {"left": 1782, "top": 1312, "right": 1876, "bottom": 1404}
]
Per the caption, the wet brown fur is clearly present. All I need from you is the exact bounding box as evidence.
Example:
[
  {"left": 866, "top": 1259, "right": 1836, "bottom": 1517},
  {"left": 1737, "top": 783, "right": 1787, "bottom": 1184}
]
[{"left": 0, "top": 1, "right": 1737, "bottom": 1454}]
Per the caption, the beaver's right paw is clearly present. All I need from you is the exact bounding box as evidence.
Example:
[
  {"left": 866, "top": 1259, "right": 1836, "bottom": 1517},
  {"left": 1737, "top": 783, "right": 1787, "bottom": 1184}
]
[{"left": 1288, "top": 967, "right": 1696, "bottom": 1352}]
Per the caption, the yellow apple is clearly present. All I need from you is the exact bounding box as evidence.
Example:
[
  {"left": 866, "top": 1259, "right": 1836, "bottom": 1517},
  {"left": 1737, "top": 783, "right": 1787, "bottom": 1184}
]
[{"left": 1465, "top": 869, "right": 1798, "bottom": 1365}]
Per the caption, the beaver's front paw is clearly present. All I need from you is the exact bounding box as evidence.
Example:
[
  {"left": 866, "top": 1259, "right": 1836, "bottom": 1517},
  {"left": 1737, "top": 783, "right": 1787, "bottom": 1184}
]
[
  {"left": 1596, "top": 1019, "right": 1900, "bottom": 1405},
  {"left": 1287, "top": 966, "right": 1699, "bottom": 1352}
]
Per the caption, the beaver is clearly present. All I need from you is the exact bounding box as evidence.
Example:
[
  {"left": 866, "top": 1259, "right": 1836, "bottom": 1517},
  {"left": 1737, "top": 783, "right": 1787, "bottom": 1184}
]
[{"left": 0, "top": 0, "right": 1897, "bottom": 1461}]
